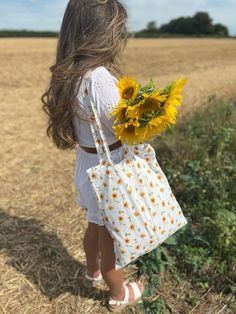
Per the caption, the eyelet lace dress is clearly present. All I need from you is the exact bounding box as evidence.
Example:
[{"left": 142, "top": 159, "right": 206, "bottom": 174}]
[{"left": 72, "top": 66, "right": 125, "bottom": 226}]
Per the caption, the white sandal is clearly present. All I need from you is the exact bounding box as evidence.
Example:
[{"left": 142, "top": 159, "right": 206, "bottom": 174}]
[
  {"left": 108, "top": 281, "right": 144, "bottom": 312},
  {"left": 82, "top": 270, "right": 129, "bottom": 289},
  {"left": 82, "top": 270, "right": 104, "bottom": 288}
]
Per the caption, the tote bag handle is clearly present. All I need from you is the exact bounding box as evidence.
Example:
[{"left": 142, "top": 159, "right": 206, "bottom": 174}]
[{"left": 83, "top": 76, "right": 115, "bottom": 166}]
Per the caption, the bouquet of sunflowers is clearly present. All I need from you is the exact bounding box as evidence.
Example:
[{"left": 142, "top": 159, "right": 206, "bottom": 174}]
[{"left": 111, "top": 76, "right": 187, "bottom": 145}]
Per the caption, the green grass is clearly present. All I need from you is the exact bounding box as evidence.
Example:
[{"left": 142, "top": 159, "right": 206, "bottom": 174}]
[{"left": 134, "top": 97, "right": 236, "bottom": 313}]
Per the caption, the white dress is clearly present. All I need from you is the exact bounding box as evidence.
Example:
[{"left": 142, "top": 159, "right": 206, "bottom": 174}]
[{"left": 72, "top": 66, "right": 125, "bottom": 226}]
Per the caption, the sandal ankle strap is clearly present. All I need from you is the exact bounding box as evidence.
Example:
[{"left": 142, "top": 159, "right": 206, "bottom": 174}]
[
  {"left": 85, "top": 272, "right": 103, "bottom": 281},
  {"left": 109, "top": 284, "right": 129, "bottom": 305},
  {"left": 129, "top": 281, "right": 142, "bottom": 299}
]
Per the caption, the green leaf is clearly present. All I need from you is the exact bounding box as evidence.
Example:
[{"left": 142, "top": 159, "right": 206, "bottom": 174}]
[{"left": 164, "top": 236, "right": 177, "bottom": 245}]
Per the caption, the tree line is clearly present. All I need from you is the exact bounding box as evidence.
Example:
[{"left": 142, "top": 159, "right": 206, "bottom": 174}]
[
  {"left": 0, "top": 12, "right": 230, "bottom": 38},
  {"left": 0, "top": 30, "right": 58, "bottom": 37},
  {"left": 135, "top": 12, "right": 229, "bottom": 38}
]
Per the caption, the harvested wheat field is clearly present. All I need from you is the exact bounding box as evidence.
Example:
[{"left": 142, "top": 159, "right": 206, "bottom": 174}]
[{"left": 0, "top": 38, "right": 236, "bottom": 314}]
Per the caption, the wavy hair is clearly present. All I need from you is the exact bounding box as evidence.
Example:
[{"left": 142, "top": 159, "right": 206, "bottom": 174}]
[{"left": 41, "top": 0, "right": 128, "bottom": 150}]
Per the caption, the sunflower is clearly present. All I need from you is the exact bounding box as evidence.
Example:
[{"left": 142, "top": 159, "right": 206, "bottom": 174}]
[
  {"left": 110, "top": 99, "right": 129, "bottom": 123},
  {"left": 125, "top": 102, "right": 142, "bottom": 119},
  {"left": 148, "top": 116, "right": 167, "bottom": 137},
  {"left": 165, "top": 77, "right": 187, "bottom": 107},
  {"left": 136, "top": 109, "right": 173, "bottom": 141},
  {"left": 126, "top": 90, "right": 166, "bottom": 120},
  {"left": 134, "top": 122, "right": 157, "bottom": 142},
  {"left": 112, "top": 118, "right": 140, "bottom": 145},
  {"left": 138, "top": 91, "right": 166, "bottom": 117},
  {"left": 111, "top": 76, "right": 187, "bottom": 143},
  {"left": 146, "top": 78, "right": 187, "bottom": 138},
  {"left": 117, "top": 77, "right": 140, "bottom": 101},
  {"left": 143, "top": 90, "right": 166, "bottom": 104},
  {"left": 158, "top": 79, "right": 187, "bottom": 127}
]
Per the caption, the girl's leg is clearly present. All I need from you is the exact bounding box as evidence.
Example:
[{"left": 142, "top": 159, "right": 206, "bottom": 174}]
[
  {"left": 98, "top": 225, "right": 124, "bottom": 297},
  {"left": 83, "top": 221, "right": 100, "bottom": 277},
  {"left": 98, "top": 225, "right": 144, "bottom": 301}
]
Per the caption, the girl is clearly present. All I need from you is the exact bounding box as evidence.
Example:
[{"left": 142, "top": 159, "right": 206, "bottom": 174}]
[{"left": 42, "top": 0, "right": 144, "bottom": 311}]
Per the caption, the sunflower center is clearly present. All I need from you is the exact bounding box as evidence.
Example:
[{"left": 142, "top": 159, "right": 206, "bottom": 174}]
[
  {"left": 141, "top": 98, "right": 160, "bottom": 113},
  {"left": 122, "top": 108, "right": 127, "bottom": 115},
  {"left": 123, "top": 87, "right": 134, "bottom": 100},
  {"left": 145, "top": 98, "right": 158, "bottom": 107},
  {"left": 126, "top": 125, "right": 135, "bottom": 133}
]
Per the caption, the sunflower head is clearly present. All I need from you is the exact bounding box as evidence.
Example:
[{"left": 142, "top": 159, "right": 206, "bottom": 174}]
[
  {"left": 171, "top": 77, "right": 188, "bottom": 95},
  {"left": 127, "top": 91, "right": 166, "bottom": 120},
  {"left": 110, "top": 99, "right": 129, "bottom": 123},
  {"left": 112, "top": 119, "right": 140, "bottom": 145},
  {"left": 117, "top": 77, "right": 139, "bottom": 101},
  {"left": 165, "top": 77, "right": 188, "bottom": 106},
  {"left": 125, "top": 102, "right": 142, "bottom": 119}
]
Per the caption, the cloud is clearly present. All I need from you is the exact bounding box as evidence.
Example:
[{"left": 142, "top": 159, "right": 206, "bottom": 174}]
[{"left": 0, "top": 0, "right": 67, "bottom": 31}]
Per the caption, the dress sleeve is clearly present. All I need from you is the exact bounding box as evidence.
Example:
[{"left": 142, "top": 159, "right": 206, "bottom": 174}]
[{"left": 84, "top": 68, "right": 120, "bottom": 132}]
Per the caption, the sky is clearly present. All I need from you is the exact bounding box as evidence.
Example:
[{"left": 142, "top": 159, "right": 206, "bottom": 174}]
[{"left": 0, "top": 0, "right": 236, "bottom": 35}]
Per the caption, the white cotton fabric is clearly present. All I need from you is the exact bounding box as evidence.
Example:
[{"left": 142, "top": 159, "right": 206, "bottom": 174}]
[
  {"left": 74, "top": 144, "right": 125, "bottom": 226},
  {"left": 86, "top": 142, "right": 188, "bottom": 270},
  {"left": 72, "top": 66, "right": 125, "bottom": 225},
  {"left": 72, "top": 66, "right": 120, "bottom": 147}
]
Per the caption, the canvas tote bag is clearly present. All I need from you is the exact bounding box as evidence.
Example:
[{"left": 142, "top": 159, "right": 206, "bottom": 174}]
[{"left": 83, "top": 77, "right": 188, "bottom": 271}]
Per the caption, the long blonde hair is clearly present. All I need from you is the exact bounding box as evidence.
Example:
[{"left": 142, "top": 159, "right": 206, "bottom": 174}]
[{"left": 41, "top": 0, "right": 128, "bottom": 150}]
